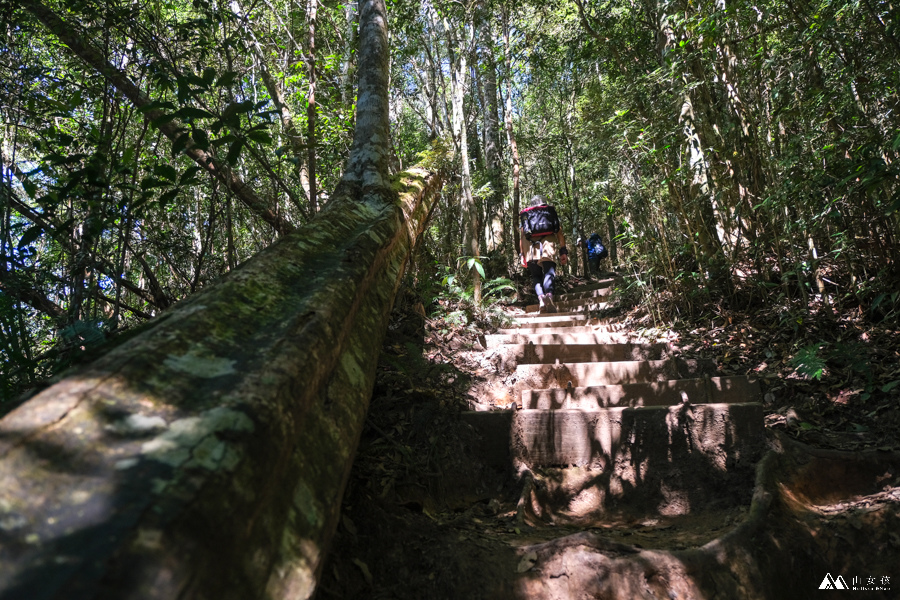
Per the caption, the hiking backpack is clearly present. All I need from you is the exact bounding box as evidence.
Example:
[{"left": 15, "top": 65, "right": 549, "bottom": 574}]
[
  {"left": 587, "top": 234, "right": 608, "bottom": 260},
  {"left": 519, "top": 204, "right": 561, "bottom": 239}
]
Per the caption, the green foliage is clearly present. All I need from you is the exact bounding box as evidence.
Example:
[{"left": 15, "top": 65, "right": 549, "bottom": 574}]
[
  {"left": 787, "top": 338, "right": 877, "bottom": 386},
  {"left": 482, "top": 277, "right": 517, "bottom": 302},
  {"left": 458, "top": 255, "right": 485, "bottom": 280},
  {"left": 870, "top": 290, "right": 900, "bottom": 321},
  {"left": 827, "top": 341, "right": 873, "bottom": 387},
  {"left": 791, "top": 343, "right": 827, "bottom": 380},
  {"left": 442, "top": 310, "right": 468, "bottom": 328},
  {"left": 439, "top": 252, "right": 515, "bottom": 310},
  {"left": 0, "top": 294, "right": 37, "bottom": 402},
  {"left": 0, "top": 0, "right": 366, "bottom": 395},
  {"left": 415, "top": 136, "right": 454, "bottom": 173},
  {"left": 5, "top": 0, "right": 900, "bottom": 401}
]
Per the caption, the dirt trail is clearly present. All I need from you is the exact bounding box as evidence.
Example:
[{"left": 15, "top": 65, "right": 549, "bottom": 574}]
[{"left": 323, "top": 279, "right": 900, "bottom": 599}]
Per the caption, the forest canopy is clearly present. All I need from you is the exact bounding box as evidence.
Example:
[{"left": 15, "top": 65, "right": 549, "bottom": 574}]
[{"left": 2, "top": 0, "right": 898, "bottom": 401}]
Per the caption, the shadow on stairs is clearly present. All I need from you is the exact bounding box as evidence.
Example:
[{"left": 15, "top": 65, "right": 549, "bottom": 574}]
[{"left": 463, "top": 277, "right": 765, "bottom": 522}]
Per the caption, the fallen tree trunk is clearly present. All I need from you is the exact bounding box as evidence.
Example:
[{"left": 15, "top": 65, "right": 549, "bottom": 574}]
[{"left": 0, "top": 2, "right": 439, "bottom": 598}]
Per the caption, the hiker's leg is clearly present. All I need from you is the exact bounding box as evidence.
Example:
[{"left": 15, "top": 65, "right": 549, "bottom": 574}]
[
  {"left": 527, "top": 261, "right": 544, "bottom": 296},
  {"left": 542, "top": 261, "right": 556, "bottom": 296}
]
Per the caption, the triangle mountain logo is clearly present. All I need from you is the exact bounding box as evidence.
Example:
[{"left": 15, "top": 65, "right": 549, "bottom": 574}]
[{"left": 819, "top": 573, "right": 849, "bottom": 590}]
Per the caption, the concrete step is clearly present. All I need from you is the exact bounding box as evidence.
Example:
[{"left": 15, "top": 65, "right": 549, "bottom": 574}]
[
  {"left": 523, "top": 288, "right": 614, "bottom": 313},
  {"left": 496, "top": 325, "right": 593, "bottom": 335},
  {"left": 461, "top": 402, "right": 764, "bottom": 470},
  {"left": 519, "top": 281, "right": 618, "bottom": 312},
  {"left": 521, "top": 376, "right": 760, "bottom": 409},
  {"left": 557, "top": 288, "right": 611, "bottom": 302},
  {"left": 496, "top": 343, "right": 669, "bottom": 369},
  {"left": 495, "top": 323, "right": 626, "bottom": 335},
  {"left": 555, "top": 296, "right": 611, "bottom": 310},
  {"left": 514, "top": 358, "right": 717, "bottom": 390},
  {"left": 518, "top": 310, "right": 589, "bottom": 318},
  {"left": 509, "top": 314, "right": 588, "bottom": 327},
  {"left": 497, "top": 322, "right": 588, "bottom": 333},
  {"left": 515, "top": 403, "right": 764, "bottom": 468},
  {"left": 483, "top": 331, "right": 635, "bottom": 348},
  {"left": 525, "top": 299, "right": 611, "bottom": 314},
  {"left": 567, "top": 278, "right": 617, "bottom": 293}
]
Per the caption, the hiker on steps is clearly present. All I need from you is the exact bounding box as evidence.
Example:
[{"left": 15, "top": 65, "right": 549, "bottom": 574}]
[
  {"left": 584, "top": 232, "right": 609, "bottom": 278},
  {"left": 519, "top": 195, "right": 568, "bottom": 313}
]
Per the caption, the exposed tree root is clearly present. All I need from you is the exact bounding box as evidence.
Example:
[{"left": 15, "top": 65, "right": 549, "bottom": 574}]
[{"left": 510, "top": 442, "right": 900, "bottom": 599}]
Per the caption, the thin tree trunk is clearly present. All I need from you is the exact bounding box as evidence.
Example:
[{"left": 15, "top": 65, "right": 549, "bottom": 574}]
[
  {"left": 226, "top": 190, "right": 236, "bottom": 270},
  {"left": 307, "top": 0, "right": 319, "bottom": 213},
  {"left": 502, "top": 7, "right": 521, "bottom": 263},
  {"left": 477, "top": 8, "right": 504, "bottom": 252},
  {"left": 253, "top": 43, "right": 308, "bottom": 201},
  {"left": 341, "top": 1, "right": 359, "bottom": 106},
  {"left": 606, "top": 206, "right": 617, "bottom": 265},
  {"left": 446, "top": 19, "right": 481, "bottom": 303}
]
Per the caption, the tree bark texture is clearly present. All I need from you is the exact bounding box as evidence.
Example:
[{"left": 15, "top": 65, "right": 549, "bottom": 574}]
[
  {"left": 254, "top": 44, "right": 309, "bottom": 206},
  {"left": 306, "top": 0, "right": 319, "bottom": 213},
  {"left": 476, "top": 3, "right": 504, "bottom": 253},
  {"left": 0, "top": 2, "right": 441, "bottom": 599},
  {"left": 502, "top": 9, "right": 522, "bottom": 259},
  {"left": 449, "top": 39, "right": 481, "bottom": 304}
]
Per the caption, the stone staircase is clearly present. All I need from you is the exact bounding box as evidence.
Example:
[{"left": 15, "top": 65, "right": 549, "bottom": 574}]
[{"left": 463, "top": 277, "right": 765, "bottom": 517}]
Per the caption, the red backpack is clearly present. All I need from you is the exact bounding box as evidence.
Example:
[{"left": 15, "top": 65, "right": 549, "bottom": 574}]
[{"left": 519, "top": 204, "right": 560, "bottom": 239}]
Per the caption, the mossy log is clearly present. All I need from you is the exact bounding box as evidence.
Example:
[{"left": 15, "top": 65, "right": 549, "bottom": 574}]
[
  {"left": 0, "top": 165, "right": 441, "bottom": 599},
  {"left": 0, "top": 173, "right": 439, "bottom": 599},
  {"left": 0, "top": 2, "right": 431, "bottom": 598}
]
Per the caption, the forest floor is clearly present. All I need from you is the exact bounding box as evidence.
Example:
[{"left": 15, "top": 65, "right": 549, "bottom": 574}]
[{"left": 322, "top": 272, "right": 900, "bottom": 599}]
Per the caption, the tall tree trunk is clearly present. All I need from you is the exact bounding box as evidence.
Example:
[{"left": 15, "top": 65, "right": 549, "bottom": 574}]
[
  {"left": 654, "top": 8, "right": 726, "bottom": 277},
  {"left": 306, "top": 0, "right": 319, "bottom": 213},
  {"left": 606, "top": 204, "right": 618, "bottom": 265},
  {"left": 341, "top": 1, "right": 359, "bottom": 106},
  {"left": 477, "top": 4, "right": 504, "bottom": 254},
  {"left": 502, "top": 7, "right": 522, "bottom": 264},
  {"left": 447, "top": 20, "right": 481, "bottom": 303},
  {"left": 0, "top": 4, "right": 442, "bottom": 600},
  {"left": 254, "top": 43, "right": 309, "bottom": 208}
]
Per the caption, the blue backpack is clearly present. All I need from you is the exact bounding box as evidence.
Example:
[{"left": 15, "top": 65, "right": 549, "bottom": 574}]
[{"left": 587, "top": 234, "right": 608, "bottom": 260}]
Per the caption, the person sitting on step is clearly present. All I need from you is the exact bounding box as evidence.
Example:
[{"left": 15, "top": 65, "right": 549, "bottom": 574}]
[{"left": 519, "top": 194, "right": 568, "bottom": 313}]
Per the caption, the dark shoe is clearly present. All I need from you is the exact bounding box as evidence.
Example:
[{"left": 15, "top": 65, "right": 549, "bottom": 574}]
[{"left": 545, "top": 294, "right": 557, "bottom": 313}]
